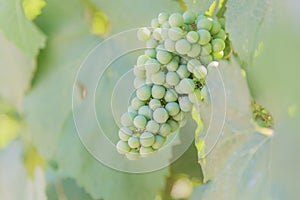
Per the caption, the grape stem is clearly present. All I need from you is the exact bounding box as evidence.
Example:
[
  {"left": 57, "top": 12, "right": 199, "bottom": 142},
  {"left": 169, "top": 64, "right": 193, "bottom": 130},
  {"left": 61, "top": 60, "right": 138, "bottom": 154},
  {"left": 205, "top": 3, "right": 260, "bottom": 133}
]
[{"left": 213, "top": 0, "right": 220, "bottom": 17}]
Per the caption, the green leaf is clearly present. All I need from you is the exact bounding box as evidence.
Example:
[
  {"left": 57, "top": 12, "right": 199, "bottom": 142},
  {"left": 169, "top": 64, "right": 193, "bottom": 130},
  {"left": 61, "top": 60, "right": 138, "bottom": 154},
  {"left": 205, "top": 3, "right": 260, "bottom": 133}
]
[
  {"left": 0, "top": 0, "right": 46, "bottom": 57},
  {"left": 183, "top": 0, "right": 214, "bottom": 13},
  {"left": 22, "top": 0, "right": 46, "bottom": 20},
  {"left": 225, "top": 0, "right": 270, "bottom": 66}
]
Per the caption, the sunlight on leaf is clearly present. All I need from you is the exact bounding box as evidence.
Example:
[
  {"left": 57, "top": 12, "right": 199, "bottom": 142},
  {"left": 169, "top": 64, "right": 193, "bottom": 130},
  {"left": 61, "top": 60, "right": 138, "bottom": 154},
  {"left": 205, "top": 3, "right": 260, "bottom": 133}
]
[
  {"left": 85, "top": 1, "right": 109, "bottom": 35},
  {"left": 205, "top": 0, "right": 225, "bottom": 16},
  {"left": 22, "top": 0, "right": 46, "bottom": 20},
  {"left": 288, "top": 104, "right": 297, "bottom": 118},
  {"left": 0, "top": 115, "right": 19, "bottom": 148},
  {"left": 24, "top": 144, "right": 46, "bottom": 178}
]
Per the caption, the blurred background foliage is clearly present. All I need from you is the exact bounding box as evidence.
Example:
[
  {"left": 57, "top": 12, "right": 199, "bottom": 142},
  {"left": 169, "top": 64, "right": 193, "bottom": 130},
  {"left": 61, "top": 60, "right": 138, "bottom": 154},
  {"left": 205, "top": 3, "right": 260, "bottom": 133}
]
[{"left": 0, "top": 0, "right": 299, "bottom": 199}]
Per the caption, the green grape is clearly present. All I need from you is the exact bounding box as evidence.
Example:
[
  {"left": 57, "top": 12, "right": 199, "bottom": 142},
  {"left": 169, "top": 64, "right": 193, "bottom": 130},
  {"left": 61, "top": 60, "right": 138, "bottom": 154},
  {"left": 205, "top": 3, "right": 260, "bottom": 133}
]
[
  {"left": 121, "top": 112, "right": 136, "bottom": 127},
  {"left": 133, "top": 115, "right": 147, "bottom": 129},
  {"left": 164, "top": 38, "right": 176, "bottom": 53},
  {"left": 193, "top": 65, "right": 207, "bottom": 79},
  {"left": 183, "top": 10, "right": 196, "bottom": 24},
  {"left": 118, "top": 127, "right": 133, "bottom": 141},
  {"left": 165, "top": 102, "right": 180, "bottom": 116},
  {"left": 128, "top": 136, "right": 140, "bottom": 148},
  {"left": 180, "top": 57, "right": 188, "bottom": 64},
  {"left": 161, "top": 28, "right": 169, "bottom": 40},
  {"left": 179, "top": 116, "right": 187, "bottom": 127},
  {"left": 116, "top": 140, "right": 130, "bottom": 154},
  {"left": 152, "top": 135, "right": 166, "bottom": 149},
  {"left": 146, "top": 39, "right": 158, "bottom": 48},
  {"left": 137, "top": 27, "right": 151, "bottom": 41},
  {"left": 145, "top": 49, "right": 156, "bottom": 58},
  {"left": 201, "top": 43, "right": 212, "bottom": 56},
  {"left": 134, "top": 77, "right": 146, "bottom": 89},
  {"left": 156, "top": 44, "right": 165, "bottom": 51},
  {"left": 149, "top": 98, "right": 162, "bottom": 110},
  {"left": 168, "top": 27, "right": 184, "bottom": 41},
  {"left": 151, "top": 71, "right": 166, "bottom": 85},
  {"left": 176, "top": 64, "right": 191, "bottom": 79},
  {"left": 169, "top": 13, "right": 184, "bottom": 27},
  {"left": 159, "top": 123, "right": 172, "bottom": 137},
  {"left": 210, "top": 20, "right": 221, "bottom": 35},
  {"left": 137, "top": 54, "right": 149, "bottom": 67},
  {"left": 174, "top": 84, "right": 184, "bottom": 94},
  {"left": 153, "top": 28, "right": 163, "bottom": 40},
  {"left": 131, "top": 97, "right": 145, "bottom": 110},
  {"left": 167, "top": 119, "right": 179, "bottom": 132},
  {"left": 198, "top": 29, "right": 211, "bottom": 45},
  {"left": 133, "top": 66, "right": 146, "bottom": 78},
  {"left": 138, "top": 105, "right": 153, "bottom": 119},
  {"left": 145, "top": 58, "right": 161, "bottom": 74},
  {"left": 166, "top": 57, "right": 179, "bottom": 71},
  {"left": 179, "top": 96, "right": 193, "bottom": 112},
  {"left": 156, "top": 50, "right": 173, "bottom": 64},
  {"left": 173, "top": 111, "right": 186, "bottom": 121},
  {"left": 212, "top": 51, "right": 224, "bottom": 60},
  {"left": 207, "top": 61, "right": 219, "bottom": 68},
  {"left": 179, "top": 78, "right": 195, "bottom": 94},
  {"left": 151, "top": 18, "right": 160, "bottom": 28},
  {"left": 136, "top": 85, "right": 151, "bottom": 101},
  {"left": 153, "top": 108, "right": 169, "bottom": 123},
  {"left": 126, "top": 149, "right": 139, "bottom": 160},
  {"left": 158, "top": 12, "right": 169, "bottom": 24},
  {"left": 162, "top": 21, "right": 171, "bottom": 28},
  {"left": 175, "top": 39, "right": 191, "bottom": 55},
  {"left": 188, "top": 89, "right": 202, "bottom": 104},
  {"left": 146, "top": 120, "right": 160, "bottom": 133},
  {"left": 186, "top": 31, "right": 199, "bottom": 43},
  {"left": 152, "top": 85, "right": 166, "bottom": 99},
  {"left": 218, "top": 18, "right": 225, "bottom": 29},
  {"left": 140, "top": 146, "right": 155, "bottom": 157},
  {"left": 187, "top": 43, "right": 201, "bottom": 58},
  {"left": 187, "top": 59, "right": 201, "bottom": 73},
  {"left": 164, "top": 88, "right": 178, "bottom": 102},
  {"left": 140, "top": 132, "right": 155, "bottom": 147},
  {"left": 197, "top": 17, "right": 212, "bottom": 30},
  {"left": 200, "top": 55, "right": 213, "bottom": 66},
  {"left": 166, "top": 71, "right": 180, "bottom": 86},
  {"left": 211, "top": 38, "right": 225, "bottom": 52},
  {"left": 213, "top": 29, "right": 226, "bottom": 40},
  {"left": 127, "top": 106, "right": 138, "bottom": 115}
]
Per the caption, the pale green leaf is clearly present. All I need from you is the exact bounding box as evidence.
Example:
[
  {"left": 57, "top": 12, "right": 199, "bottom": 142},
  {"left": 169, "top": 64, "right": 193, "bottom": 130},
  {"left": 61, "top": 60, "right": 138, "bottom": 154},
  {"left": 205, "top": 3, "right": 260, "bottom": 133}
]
[
  {"left": 183, "top": 0, "right": 213, "bottom": 13},
  {"left": 22, "top": 0, "right": 46, "bottom": 20}
]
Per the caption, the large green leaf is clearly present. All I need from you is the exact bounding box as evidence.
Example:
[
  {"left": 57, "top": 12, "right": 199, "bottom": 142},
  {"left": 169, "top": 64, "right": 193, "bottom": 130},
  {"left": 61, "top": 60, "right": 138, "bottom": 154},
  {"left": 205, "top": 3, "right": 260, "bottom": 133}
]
[
  {"left": 183, "top": 0, "right": 214, "bottom": 13},
  {"left": 0, "top": 0, "right": 46, "bottom": 57},
  {"left": 225, "top": 0, "right": 270, "bottom": 66}
]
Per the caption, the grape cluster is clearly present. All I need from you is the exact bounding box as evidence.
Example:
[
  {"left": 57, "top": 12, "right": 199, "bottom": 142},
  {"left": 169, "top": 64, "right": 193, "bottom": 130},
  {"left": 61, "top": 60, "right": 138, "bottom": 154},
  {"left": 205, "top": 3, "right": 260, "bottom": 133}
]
[{"left": 116, "top": 11, "right": 226, "bottom": 160}]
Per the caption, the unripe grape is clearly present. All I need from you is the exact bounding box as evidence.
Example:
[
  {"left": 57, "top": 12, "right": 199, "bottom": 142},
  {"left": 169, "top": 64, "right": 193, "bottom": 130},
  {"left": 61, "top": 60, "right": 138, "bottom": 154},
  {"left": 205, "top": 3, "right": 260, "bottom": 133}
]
[
  {"left": 116, "top": 140, "right": 130, "bottom": 154},
  {"left": 151, "top": 71, "right": 166, "bottom": 85},
  {"left": 149, "top": 98, "right": 162, "bottom": 110},
  {"left": 187, "top": 43, "right": 201, "bottom": 58},
  {"left": 134, "top": 77, "right": 146, "bottom": 89},
  {"left": 137, "top": 27, "right": 151, "bottom": 41},
  {"left": 153, "top": 108, "right": 169, "bottom": 123},
  {"left": 200, "top": 55, "right": 213, "bottom": 66},
  {"left": 166, "top": 71, "right": 180, "bottom": 86},
  {"left": 175, "top": 39, "right": 191, "bottom": 55},
  {"left": 210, "top": 20, "right": 221, "bottom": 35},
  {"left": 179, "top": 78, "right": 195, "bottom": 94},
  {"left": 173, "top": 111, "right": 186, "bottom": 122},
  {"left": 201, "top": 43, "right": 212, "bottom": 56},
  {"left": 188, "top": 89, "right": 202, "bottom": 104},
  {"left": 213, "top": 29, "right": 226, "bottom": 40},
  {"left": 211, "top": 38, "right": 225, "bottom": 52},
  {"left": 166, "top": 57, "right": 179, "bottom": 71},
  {"left": 118, "top": 127, "right": 133, "bottom": 141},
  {"left": 177, "top": 64, "right": 190, "bottom": 79},
  {"left": 207, "top": 61, "right": 219, "bottom": 68},
  {"left": 213, "top": 51, "right": 224, "bottom": 60},
  {"left": 187, "top": 59, "right": 201, "bottom": 72},
  {"left": 197, "top": 17, "right": 212, "bottom": 30},
  {"left": 165, "top": 102, "right": 180, "bottom": 116},
  {"left": 152, "top": 135, "right": 166, "bottom": 149},
  {"left": 164, "top": 39, "right": 176, "bottom": 52},
  {"left": 193, "top": 65, "right": 207, "bottom": 79},
  {"left": 128, "top": 106, "right": 138, "bottom": 115},
  {"left": 145, "top": 58, "right": 161, "bottom": 74},
  {"left": 198, "top": 29, "right": 211, "bottom": 45},
  {"left": 136, "top": 85, "right": 151, "bottom": 101},
  {"left": 146, "top": 120, "right": 160, "bottom": 133},
  {"left": 133, "top": 115, "right": 147, "bottom": 129},
  {"left": 179, "top": 96, "right": 193, "bottom": 112},
  {"left": 167, "top": 119, "right": 179, "bottom": 132},
  {"left": 183, "top": 10, "right": 196, "bottom": 24},
  {"left": 121, "top": 112, "right": 136, "bottom": 127},
  {"left": 162, "top": 21, "right": 171, "bottom": 28},
  {"left": 164, "top": 89, "right": 178, "bottom": 102},
  {"left": 156, "top": 50, "right": 173, "bottom": 64},
  {"left": 128, "top": 136, "right": 140, "bottom": 148},
  {"left": 152, "top": 85, "right": 166, "bottom": 99},
  {"left": 146, "top": 39, "right": 158, "bottom": 48},
  {"left": 126, "top": 149, "right": 139, "bottom": 160},
  {"left": 138, "top": 105, "right": 153, "bottom": 119},
  {"left": 186, "top": 31, "right": 199, "bottom": 43},
  {"left": 140, "top": 132, "right": 155, "bottom": 147},
  {"left": 153, "top": 28, "right": 163, "bottom": 40},
  {"left": 131, "top": 97, "right": 145, "bottom": 110},
  {"left": 168, "top": 27, "right": 184, "bottom": 41},
  {"left": 218, "top": 18, "right": 225, "bottom": 29},
  {"left": 159, "top": 123, "right": 172, "bottom": 137},
  {"left": 140, "top": 146, "right": 154, "bottom": 157},
  {"left": 151, "top": 18, "right": 160, "bottom": 28},
  {"left": 133, "top": 66, "right": 146, "bottom": 78},
  {"left": 161, "top": 28, "right": 169, "bottom": 40},
  {"left": 158, "top": 12, "right": 169, "bottom": 24},
  {"left": 169, "top": 13, "right": 184, "bottom": 27},
  {"left": 137, "top": 54, "right": 149, "bottom": 67},
  {"left": 145, "top": 49, "right": 156, "bottom": 58}
]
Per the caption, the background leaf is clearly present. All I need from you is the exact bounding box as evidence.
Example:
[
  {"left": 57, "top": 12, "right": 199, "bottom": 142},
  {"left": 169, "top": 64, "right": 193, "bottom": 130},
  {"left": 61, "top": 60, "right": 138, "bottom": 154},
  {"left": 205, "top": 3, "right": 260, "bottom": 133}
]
[{"left": 183, "top": 0, "right": 214, "bottom": 13}]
